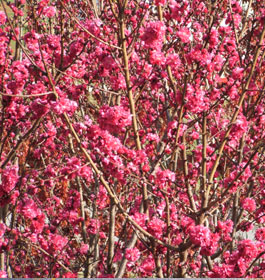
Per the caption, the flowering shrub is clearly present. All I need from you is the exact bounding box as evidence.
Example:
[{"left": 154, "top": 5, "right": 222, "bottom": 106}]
[{"left": 0, "top": 0, "right": 264, "bottom": 278}]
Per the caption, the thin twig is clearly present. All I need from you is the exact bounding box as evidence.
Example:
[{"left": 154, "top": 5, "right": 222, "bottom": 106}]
[
  {"left": 61, "top": 1, "right": 121, "bottom": 50},
  {"left": 0, "top": 91, "right": 53, "bottom": 98}
]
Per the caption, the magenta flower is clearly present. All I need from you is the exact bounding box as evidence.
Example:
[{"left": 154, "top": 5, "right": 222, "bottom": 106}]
[
  {"left": 0, "top": 165, "right": 19, "bottom": 193},
  {"left": 125, "top": 247, "right": 140, "bottom": 262},
  {"left": 141, "top": 21, "right": 166, "bottom": 50},
  {"left": 242, "top": 197, "right": 256, "bottom": 212}
]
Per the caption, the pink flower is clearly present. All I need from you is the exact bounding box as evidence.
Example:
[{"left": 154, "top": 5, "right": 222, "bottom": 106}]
[
  {"left": 50, "top": 234, "right": 68, "bottom": 251},
  {"left": 20, "top": 197, "right": 39, "bottom": 219},
  {"left": 139, "top": 256, "right": 155, "bottom": 276},
  {"left": 42, "top": 6, "right": 56, "bottom": 18},
  {"left": 185, "top": 85, "right": 207, "bottom": 113},
  {"left": 218, "top": 220, "right": 233, "bottom": 233},
  {"left": 78, "top": 165, "right": 92, "bottom": 182},
  {"left": 68, "top": 211, "right": 79, "bottom": 224},
  {"left": 237, "top": 257, "right": 247, "bottom": 275},
  {"left": 225, "top": 39, "right": 236, "bottom": 53},
  {"left": 87, "top": 219, "right": 100, "bottom": 235},
  {"left": 10, "top": 190, "right": 19, "bottom": 205},
  {"left": 232, "top": 67, "right": 244, "bottom": 79},
  {"left": 0, "top": 223, "right": 6, "bottom": 238},
  {"left": 12, "top": 61, "right": 29, "bottom": 82},
  {"left": 97, "top": 273, "right": 114, "bottom": 278},
  {"left": 190, "top": 131, "right": 199, "bottom": 140},
  {"left": 62, "top": 272, "right": 77, "bottom": 278},
  {"left": 155, "top": 0, "right": 166, "bottom": 5},
  {"left": 146, "top": 133, "right": 160, "bottom": 143},
  {"left": 0, "top": 11, "right": 6, "bottom": 25},
  {"left": 242, "top": 198, "right": 256, "bottom": 212},
  {"left": 51, "top": 97, "right": 77, "bottom": 115},
  {"left": 31, "top": 212, "right": 45, "bottom": 233},
  {"left": 218, "top": 220, "right": 233, "bottom": 241},
  {"left": 238, "top": 239, "right": 259, "bottom": 261},
  {"left": 176, "top": 27, "right": 190, "bottom": 43},
  {"left": 84, "top": 19, "right": 101, "bottom": 37},
  {"left": 238, "top": 221, "right": 254, "bottom": 232},
  {"left": 147, "top": 217, "right": 166, "bottom": 238},
  {"left": 125, "top": 247, "right": 140, "bottom": 262},
  {"left": 0, "top": 165, "right": 19, "bottom": 193},
  {"left": 155, "top": 168, "right": 175, "bottom": 187},
  {"left": 31, "top": 98, "right": 50, "bottom": 118},
  {"left": 80, "top": 243, "right": 89, "bottom": 254},
  {"left": 180, "top": 216, "right": 195, "bottom": 231},
  {"left": 99, "top": 105, "right": 131, "bottom": 134},
  {"left": 169, "top": 1, "right": 182, "bottom": 21},
  {"left": 200, "top": 233, "right": 220, "bottom": 256},
  {"left": 149, "top": 50, "right": 165, "bottom": 65},
  {"left": 255, "top": 228, "right": 265, "bottom": 241},
  {"left": 96, "top": 185, "right": 109, "bottom": 210},
  {"left": 189, "top": 225, "right": 211, "bottom": 247},
  {"left": 102, "top": 55, "right": 115, "bottom": 69},
  {"left": 208, "top": 264, "right": 234, "bottom": 278},
  {"left": 141, "top": 21, "right": 166, "bottom": 50},
  {"left": 166, "top": 53, "right": 181, "bottom": 69},
  {"left": 113, "top": 249, "right": 123, "bottom": 262},
  {"left": 0, "top": 271, "right": 7, "bottom": 278},
  {"left": 131, "top": 212, "right": 148, "bottom": 230},
  {"left": 46, "top": 34, "right": 60, "bottom": 50},
  {"left": 61, "top": 157, "right": 81, "bottom": 178},
  {"left": 209, "top": 29, "right": 219, "bottom": 48}
]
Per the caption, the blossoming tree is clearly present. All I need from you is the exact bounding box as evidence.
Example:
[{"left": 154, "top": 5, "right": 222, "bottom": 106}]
[{"left": 0, "top": 0, "right": 264, "bottom": 278}]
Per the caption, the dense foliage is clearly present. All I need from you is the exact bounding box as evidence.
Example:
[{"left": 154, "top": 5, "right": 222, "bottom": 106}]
[{"left": 0, "top": 0, "right": 264, "bottom": 277}]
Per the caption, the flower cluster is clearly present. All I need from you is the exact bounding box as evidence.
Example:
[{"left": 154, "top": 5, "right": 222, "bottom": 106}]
[
  {"left": 189, "top": 225, "right": 219, "bottom": 256},
  {"left": 241, "top": 197, "right": 256, "bottom": 212},
  {"left": 0, "top": 165, "right": 19, "bottom": 195},
  {"left": 125, "top": 247, "right": 140, "bottom": 262},
  {"left": 141, "top": 21, "right": 166, "bottom": 50},
  {"left": 98, "top": 105, "right": 132, "bottom": 134}
]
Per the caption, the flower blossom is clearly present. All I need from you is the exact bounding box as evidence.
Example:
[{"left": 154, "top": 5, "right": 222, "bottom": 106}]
[
  {"left": 255, "top": 228, "right": 265, "bottom": 241},
  {"left": 0, "top": 11, "right": 6, "bottom": 25},
  {"left": 189, "top": 225, "right": 211, "bottom": 247},
  {"left": 141, "top": 21, "right": 166, "bottom": 50},
  {"left": 99, "top": 105, "right": 131, "bottom": 134},
  {"left": 189, "top": 225, "right": 219, "bottom": 256},
  {"left": 147, "top": 217, "right": 166, "bottom": 238},
  {"left": 51, "top": 97, "right": 78, "bottom": 115},
  {"left": 242, "top": 197, "right": 256, "bottom": 212},
  {"left": 0, "top": 223, "right": 6, "bottom": 238},
  {"left": 125, "top": 247, "right": 140, "bottom": 262},
  {"left": 42, "top": 6, "right": 56, "bottom": 18},
  {"left": 0, "top": 165, "right": 19, "bottom": 193},
  {"left": 155, "top": 0, "right": 166, "bottom": 6},
  {"left": 0, "top": 271, "right": 7, "bottom": 278},
  {"left": 176, "top": 27, "right": 190, "bottom": 43}
]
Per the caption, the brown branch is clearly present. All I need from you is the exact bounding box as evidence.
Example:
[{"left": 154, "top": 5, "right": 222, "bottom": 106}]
[
  {"left": 107, "top": 198, "right": 116, "bottom": 274},
  {"left": 182, "top": 133, "right": 197, "bottom": 213},
  {"left": 119, "top": 20, "right": 142, "bottom": 151},
  {"left": 199, "top": 112, "right": 208, "bottom": 224},
  {"left": 0, "top": 91, "right": 53, "bottom": 98}
]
